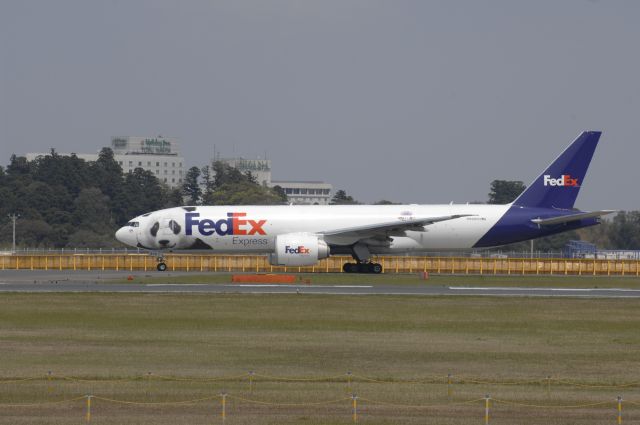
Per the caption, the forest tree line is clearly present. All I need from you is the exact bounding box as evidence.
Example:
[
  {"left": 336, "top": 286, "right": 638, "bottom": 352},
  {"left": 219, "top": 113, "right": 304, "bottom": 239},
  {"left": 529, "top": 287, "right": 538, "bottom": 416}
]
[
  {"left": 0, "top": 152, "right": 638, "bottom": 251},
  {"left": 0, "top": 149, "right": 286, "bottom": 248}
]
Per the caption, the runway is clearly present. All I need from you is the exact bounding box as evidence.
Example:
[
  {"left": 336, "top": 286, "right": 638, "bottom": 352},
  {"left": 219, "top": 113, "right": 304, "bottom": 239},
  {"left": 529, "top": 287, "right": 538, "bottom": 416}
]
[{"left": 0, "top": 270, "right": 639, "bottom": 298}]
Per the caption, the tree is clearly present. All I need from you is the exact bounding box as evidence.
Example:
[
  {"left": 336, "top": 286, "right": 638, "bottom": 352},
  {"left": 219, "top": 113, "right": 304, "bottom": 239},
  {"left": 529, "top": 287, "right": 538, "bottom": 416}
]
[
  {"left": 577, "top": 220, "right": 611, "bottom": 248},
  {"left": 607, "top": 211, "right": 640, "bottom": 249},
  {"left": 66, "top": 229, "right": 120, "bottom": 248},
  {"left": 164, "top": 187, "right": 185, "bottom": 208},
  {"left": 211, "top": 161, "right": 246, "bottom": 188},
  {"left": 182, "top": 166, "right": 202, "bottom": 205},
  {"left": 330, "top": 189, "right": 358, "bottom": 205},
  {"left": 200, "top": 165, "right": 215, "bottom": 204},
  {"left": 91, "top": 147, "right": 123, "bottom": 201},
  {"left": 0, "top": 152, "right": 176, "bottom": 248},
  {"left": 208, "top": 180, "right": 288, "bottom": 205},
  {"left": 5, "top": 218, "right": 55, "bottom": 248},
  {"left": 72, "top": 187, "right": 113, "bottom": 234},
  {"left": 6, "top": 154, "right": 31, "bottom": 177},
  {"left": 271, "top": 185, "right": 288, "bottom": 203},
  {"left": 488, "top": 180, "right": 526, "bottom": 204},
  {"left": 20, "top": 181, "right": 73, "bottom": 224},
  {"left": 32, "top": 152, "right": 92, "bottom": 197},
  {"left": 114, "top": 168, "right": 169, "bottom": 225},
  {"left": 204, "top": 161, "right": 287, "bottom": 205},
  {"left": 245, "top": 171, "right": 257, "bottom": 184}
]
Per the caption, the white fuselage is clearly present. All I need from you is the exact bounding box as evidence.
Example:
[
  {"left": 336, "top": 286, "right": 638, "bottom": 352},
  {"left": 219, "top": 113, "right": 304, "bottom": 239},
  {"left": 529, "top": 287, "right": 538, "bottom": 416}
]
[{"left": 117, "top": 204, "right": 511, "bottom": 254}]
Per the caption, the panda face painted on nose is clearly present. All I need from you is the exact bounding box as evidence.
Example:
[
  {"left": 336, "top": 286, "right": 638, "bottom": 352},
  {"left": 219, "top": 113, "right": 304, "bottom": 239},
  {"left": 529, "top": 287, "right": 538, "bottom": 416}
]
[
  {"left": 150, "top": 222, "right": 160, "bottom": 237},
  {"left": 144, "top": 218, "right": 186, "bottom": 250},
  {"left": 168, "top": 220, "right": 181, "bottom": 234}
]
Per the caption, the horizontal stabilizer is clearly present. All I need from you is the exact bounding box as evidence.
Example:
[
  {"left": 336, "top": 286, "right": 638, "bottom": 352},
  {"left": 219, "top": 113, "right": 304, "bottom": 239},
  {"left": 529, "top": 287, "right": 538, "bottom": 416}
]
[{"left": 531, "top": 210, "right": 616, "bottom": 227}]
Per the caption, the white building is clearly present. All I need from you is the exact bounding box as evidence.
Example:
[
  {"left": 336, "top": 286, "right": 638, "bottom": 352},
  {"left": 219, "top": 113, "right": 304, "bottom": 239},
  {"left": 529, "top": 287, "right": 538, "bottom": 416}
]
[
  {"left": 111, "top": 137, "right": 185, "bottom": 188},
  {"left": 215, "top": 158, "right": 333, "bottom": 205},
  {"left": 214, "top": 157, "right": 333, "bottom": 205},
  {"left": 269, "top": 181, "right": 333, "bottom": 205},
  {"left": 27, "top": 136, "right": 186, "bottom": 188}
]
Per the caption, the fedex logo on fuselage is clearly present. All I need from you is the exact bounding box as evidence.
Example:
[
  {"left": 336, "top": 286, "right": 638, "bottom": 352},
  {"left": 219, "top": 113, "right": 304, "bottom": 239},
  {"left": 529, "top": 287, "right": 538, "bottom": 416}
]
[
  {"left": 543, "top": 175, "right": 579, "bottom": 187},
  {"left": 185, "top": 212, "right": 267, "bottom": 236},
  {"left": 285, "top": 245, "right": 310, "bottom": 254}
]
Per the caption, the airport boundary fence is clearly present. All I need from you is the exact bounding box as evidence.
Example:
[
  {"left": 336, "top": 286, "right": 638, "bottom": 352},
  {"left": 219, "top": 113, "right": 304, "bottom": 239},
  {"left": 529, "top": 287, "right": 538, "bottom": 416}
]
[
  {"left": 2, "top": 253, "right": 640, "bottom": 276},
  {"left": 1, "top": 372, "right": 639, "bottom": 423}
]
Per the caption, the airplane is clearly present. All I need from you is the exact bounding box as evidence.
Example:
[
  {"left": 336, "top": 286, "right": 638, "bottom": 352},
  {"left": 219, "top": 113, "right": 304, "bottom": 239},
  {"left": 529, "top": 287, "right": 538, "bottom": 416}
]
[{"left": 116, "top": 131, "right": 614, "bottom": 272}]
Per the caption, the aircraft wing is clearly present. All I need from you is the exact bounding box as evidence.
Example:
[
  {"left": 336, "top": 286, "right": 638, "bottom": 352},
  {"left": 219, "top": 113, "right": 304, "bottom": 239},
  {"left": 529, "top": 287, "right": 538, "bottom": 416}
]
[
  {"left": 320, "top": 214, "right": 474, "bottom": 239},
  {"left": 530, "top": 210, "right": 616, "bottom": 227}
]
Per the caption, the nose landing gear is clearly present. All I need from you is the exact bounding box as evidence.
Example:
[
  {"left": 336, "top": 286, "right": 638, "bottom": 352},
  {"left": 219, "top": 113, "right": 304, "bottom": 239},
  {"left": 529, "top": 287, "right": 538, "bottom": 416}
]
[{"left": 152, "top": 253, "right": 167, "bottom": 272}]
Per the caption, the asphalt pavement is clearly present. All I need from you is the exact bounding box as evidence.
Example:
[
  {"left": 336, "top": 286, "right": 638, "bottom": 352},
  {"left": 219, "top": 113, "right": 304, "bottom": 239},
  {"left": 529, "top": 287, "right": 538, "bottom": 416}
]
[{"left": 0, "top": 270, "right": 639, "bottom": 298}]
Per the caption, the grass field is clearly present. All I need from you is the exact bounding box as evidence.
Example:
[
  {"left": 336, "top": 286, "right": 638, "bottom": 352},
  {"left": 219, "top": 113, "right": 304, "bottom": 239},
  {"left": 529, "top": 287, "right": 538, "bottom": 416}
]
[
  {"left": 114, "top": 271, "right": 640, "bottom": 288},
  {"left": 1, "top": 293, "right": 639, "bottom": 424}
]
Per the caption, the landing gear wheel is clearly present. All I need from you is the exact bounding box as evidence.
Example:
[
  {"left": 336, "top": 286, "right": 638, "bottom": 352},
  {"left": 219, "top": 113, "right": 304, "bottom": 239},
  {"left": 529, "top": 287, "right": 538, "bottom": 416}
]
[
  {"left": 342, "top": 262, "right": 382, "bottom": 274},
  {"left": 343, "top": 263, "right": 358, "bottom": 273},
  {"left": 157, "top": 262, "right": 167, "bottom": 272}
]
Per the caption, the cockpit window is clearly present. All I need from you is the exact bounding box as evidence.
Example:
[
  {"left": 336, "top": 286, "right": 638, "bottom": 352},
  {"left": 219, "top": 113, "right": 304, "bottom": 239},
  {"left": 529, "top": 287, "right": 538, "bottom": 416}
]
[{"left": 126, "top": 222, "right": 140, "bottom": 227}]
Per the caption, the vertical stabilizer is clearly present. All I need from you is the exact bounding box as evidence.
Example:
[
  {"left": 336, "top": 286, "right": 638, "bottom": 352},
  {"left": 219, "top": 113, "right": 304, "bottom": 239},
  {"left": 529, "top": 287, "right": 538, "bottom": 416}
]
[{"left": 512, "top": 131, "right": 601, "bottom": 209}]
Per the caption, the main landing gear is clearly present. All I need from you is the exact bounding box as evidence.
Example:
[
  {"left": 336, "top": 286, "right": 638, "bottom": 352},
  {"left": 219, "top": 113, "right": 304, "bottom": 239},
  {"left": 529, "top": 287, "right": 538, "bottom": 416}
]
[
  {"left": 342, "top": 262, "right": 383, "bottom": 274},
  {"left": 342, "top": 243, "right": 383, "bottom": 274}
]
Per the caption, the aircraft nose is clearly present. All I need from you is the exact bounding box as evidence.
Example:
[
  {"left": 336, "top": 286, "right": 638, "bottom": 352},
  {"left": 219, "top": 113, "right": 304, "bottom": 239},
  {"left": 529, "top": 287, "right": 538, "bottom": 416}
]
[{"left": 115, "top": 226, "right": 137, "bottom": 247}]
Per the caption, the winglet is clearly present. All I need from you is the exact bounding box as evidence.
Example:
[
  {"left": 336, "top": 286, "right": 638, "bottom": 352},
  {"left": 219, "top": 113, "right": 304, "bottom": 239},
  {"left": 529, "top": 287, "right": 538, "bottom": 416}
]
[{"left": 513, "top": 131, "right": 601, "bottom": 209}]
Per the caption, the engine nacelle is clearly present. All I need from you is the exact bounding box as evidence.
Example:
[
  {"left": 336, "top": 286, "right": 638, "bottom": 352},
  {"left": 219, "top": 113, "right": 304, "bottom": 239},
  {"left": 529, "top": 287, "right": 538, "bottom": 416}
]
[{"left": 268, "top": 233, "right": 330, "bottom": 267}]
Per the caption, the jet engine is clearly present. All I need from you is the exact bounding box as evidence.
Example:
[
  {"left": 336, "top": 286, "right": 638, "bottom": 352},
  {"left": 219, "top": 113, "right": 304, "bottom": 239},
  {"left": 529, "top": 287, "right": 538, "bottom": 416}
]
[{"left": 268, "top": 233, "right": 330, "bottom": 266}]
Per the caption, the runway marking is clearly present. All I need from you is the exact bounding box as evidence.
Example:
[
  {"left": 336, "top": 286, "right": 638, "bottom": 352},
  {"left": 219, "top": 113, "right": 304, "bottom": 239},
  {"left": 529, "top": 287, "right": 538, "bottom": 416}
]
[
  {"left": 224, "top": 284, "right": 373, "bottom": 288},
  {"left": 145, "top": 283, "right": 374, "bottom": 288},
  {"left": 449, "top": 287, "right": 640, "bottom": 292}
]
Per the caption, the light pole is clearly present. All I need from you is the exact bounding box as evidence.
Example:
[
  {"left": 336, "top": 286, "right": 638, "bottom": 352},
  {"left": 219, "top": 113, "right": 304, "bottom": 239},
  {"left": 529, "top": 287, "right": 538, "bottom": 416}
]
[
  {"left": 530, "top": 239, "right": 534, "bottom": 259},
  {"left": 8, "top": 214, "right": 19, "bottom": 254}
]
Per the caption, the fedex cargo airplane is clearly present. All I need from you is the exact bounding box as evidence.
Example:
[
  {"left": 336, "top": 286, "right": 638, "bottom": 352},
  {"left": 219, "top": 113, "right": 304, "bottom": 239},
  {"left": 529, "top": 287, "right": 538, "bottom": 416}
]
[{"left": 116, "top": 131, "right": 613, "bottom": 272}]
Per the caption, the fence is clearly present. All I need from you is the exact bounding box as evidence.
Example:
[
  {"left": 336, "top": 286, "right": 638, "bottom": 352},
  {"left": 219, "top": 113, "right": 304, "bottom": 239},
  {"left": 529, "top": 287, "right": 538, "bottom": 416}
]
[
  {"left": 2, "top": 254, "right": 640, "bottom": 276},
  {"left": 1, "top": 372, "right": 639, "bottom": 423},
  {"left": 0, "top": 248, "right": 568, "bottom": 257}
]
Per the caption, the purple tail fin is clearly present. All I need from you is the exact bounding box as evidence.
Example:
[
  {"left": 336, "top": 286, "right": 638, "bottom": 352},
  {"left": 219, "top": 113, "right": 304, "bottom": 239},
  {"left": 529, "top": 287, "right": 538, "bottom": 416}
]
[{"left": 513, "top": 131, "right": 601, "bottom": 209}]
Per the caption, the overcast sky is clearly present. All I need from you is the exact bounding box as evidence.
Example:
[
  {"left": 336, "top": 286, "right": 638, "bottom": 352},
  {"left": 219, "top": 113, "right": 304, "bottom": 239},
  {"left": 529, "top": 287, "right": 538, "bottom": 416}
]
[{"left": 1, "top": 1, "right": 638, "bottom": 210}]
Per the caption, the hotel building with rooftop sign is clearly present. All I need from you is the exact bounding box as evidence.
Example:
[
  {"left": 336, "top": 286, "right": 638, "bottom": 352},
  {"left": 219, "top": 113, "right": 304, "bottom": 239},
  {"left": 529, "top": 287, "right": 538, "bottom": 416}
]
[{"left": 27, "top": 136, "right": 186, "bottom": 188}]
